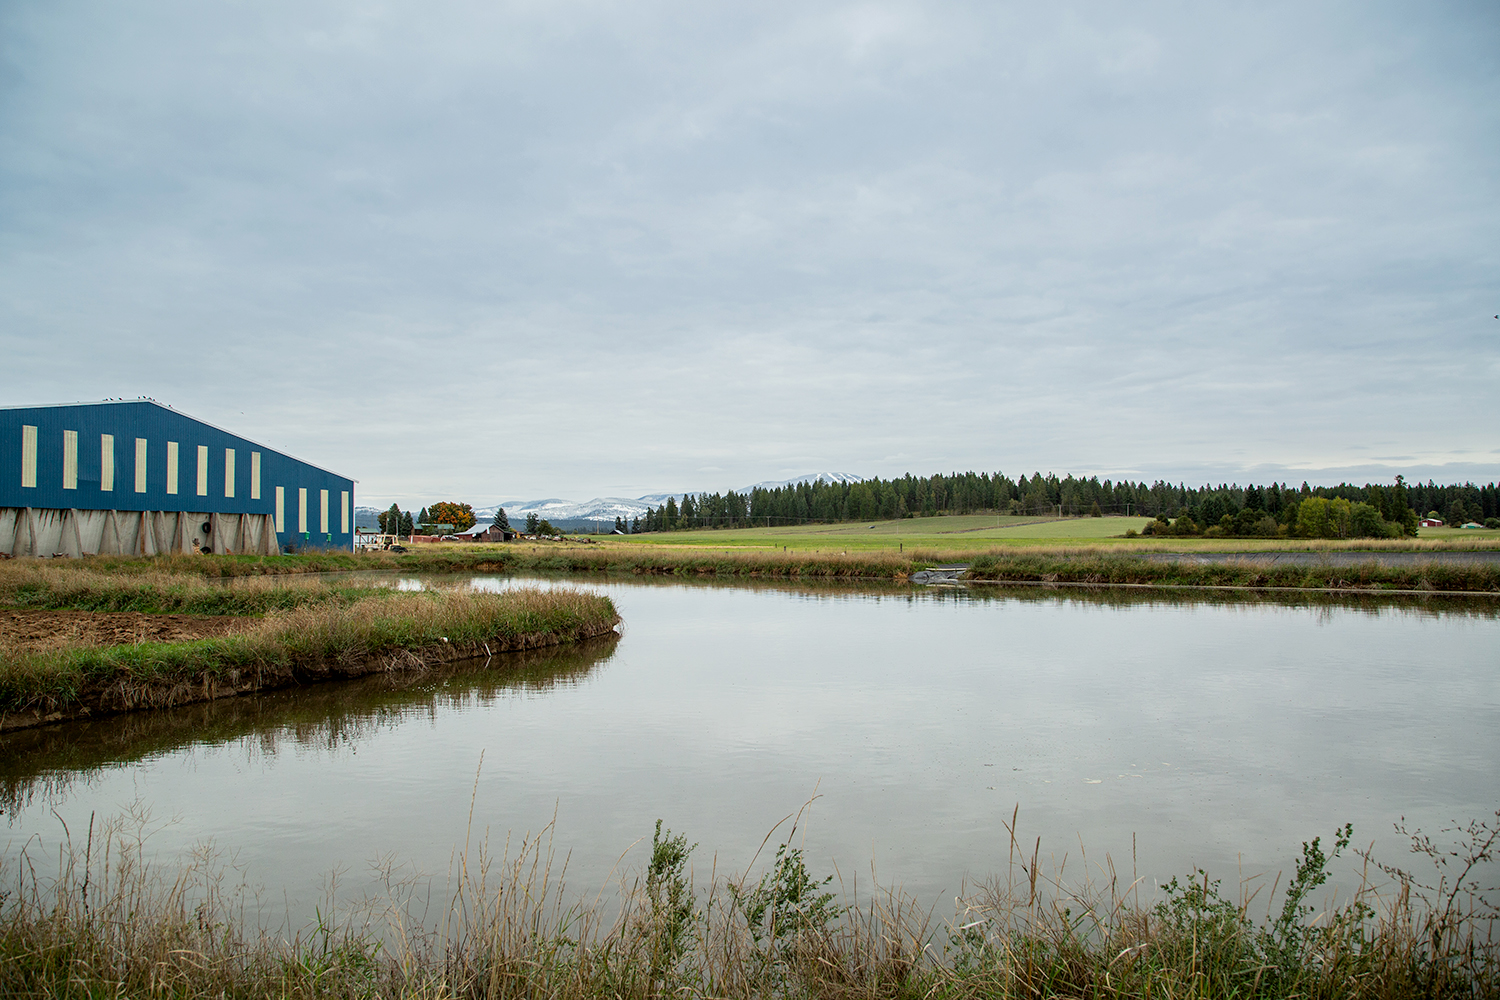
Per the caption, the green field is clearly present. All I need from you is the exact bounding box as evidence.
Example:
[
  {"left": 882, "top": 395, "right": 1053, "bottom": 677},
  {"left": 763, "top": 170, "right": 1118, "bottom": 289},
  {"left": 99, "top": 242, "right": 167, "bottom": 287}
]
[
  {"left": 605, "top": 515, "right": 1499, "bottom": 554},
  {"left": 610, "top": 514, "right": 1153, "bottom": 551},
  {"left": 1414, "top": 525, "right": 1497, "bottom": 540}
]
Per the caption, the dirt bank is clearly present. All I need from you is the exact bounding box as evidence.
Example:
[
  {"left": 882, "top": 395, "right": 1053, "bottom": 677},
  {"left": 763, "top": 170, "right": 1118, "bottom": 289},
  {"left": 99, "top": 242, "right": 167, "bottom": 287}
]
[
  {"left": 0, "top": 609, "right": 251, "bottom": 652},
  {"left": 0, "top": 589, "right": 621, "bottom": 734},
  {"left": 0, "top": 616, "right": 619, "bottom": 734}
]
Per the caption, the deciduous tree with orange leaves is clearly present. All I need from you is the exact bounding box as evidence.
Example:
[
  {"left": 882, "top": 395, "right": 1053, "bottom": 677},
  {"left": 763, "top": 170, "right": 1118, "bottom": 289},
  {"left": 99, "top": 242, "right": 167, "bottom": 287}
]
[{"left": 425, "top": 501, "right": 476, "bottom": 533}]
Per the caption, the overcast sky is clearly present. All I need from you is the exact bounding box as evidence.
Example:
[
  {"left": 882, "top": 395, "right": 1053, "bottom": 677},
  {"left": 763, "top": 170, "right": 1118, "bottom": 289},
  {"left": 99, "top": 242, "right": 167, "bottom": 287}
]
[{"left": 2, "top": 1, "right": 1496, "bottom": 506}]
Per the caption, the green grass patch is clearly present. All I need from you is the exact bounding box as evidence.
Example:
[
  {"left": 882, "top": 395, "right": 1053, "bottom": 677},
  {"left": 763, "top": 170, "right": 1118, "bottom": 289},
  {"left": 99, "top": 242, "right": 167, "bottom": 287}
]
[
  {"left": 611, "top": 516, "right": 1500, "bottom": 552},
  {"left": 0, "top": 588, "right": 619, "bottom": 717},
  {"left": 610, "top": 514, "right": 1156, "bottom": 549}
]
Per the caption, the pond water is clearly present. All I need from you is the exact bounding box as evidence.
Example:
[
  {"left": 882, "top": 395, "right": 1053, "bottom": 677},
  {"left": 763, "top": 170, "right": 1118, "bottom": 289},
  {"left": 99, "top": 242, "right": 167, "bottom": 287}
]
[{"left": 3, "top": 578, "right": 1497, "bottom": 926}]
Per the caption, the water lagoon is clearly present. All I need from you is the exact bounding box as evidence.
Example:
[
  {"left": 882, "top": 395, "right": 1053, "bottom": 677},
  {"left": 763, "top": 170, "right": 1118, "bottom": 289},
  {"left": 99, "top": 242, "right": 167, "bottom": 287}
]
[{"left": 3, "top": 578, "right": 1496, "bottom": 926}]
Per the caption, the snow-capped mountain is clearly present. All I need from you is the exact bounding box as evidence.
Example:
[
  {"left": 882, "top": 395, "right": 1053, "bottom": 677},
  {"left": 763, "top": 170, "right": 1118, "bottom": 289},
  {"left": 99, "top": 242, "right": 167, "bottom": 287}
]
[
  {"left": 356, "top": 473, "right": 866, "bottom": 530},
  {"left": 490, "top": 475, "right": 864, "bottom": 518},
  {"left": 632, "top": 492, "right": 701, "bottom": 506},
  {"left": 477, "top": 497, "right": 661, "bottom": 523}
]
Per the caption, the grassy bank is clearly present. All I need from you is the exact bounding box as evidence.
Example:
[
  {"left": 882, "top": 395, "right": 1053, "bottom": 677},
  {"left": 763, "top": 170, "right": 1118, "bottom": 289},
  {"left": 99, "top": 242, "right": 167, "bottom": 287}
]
[
  {"left": 0, "top": 560, "right": 387, "bottom": 616},
  {"left": 962, "top": 551, "right": 1500, "bottom": 593},
  {"left": 195, "top": 544, "right": 1500, "bottom": 593},
  {"left": 17, "top": 543, "right": 1500, "bottom": 594},
  {"left": 7, "top": 536, "right": 1500, "bottom": 614},
  {"left": 2, "top": 811, "right": 1494, "bottom": 999},
  {"left": 0, "top": 588, "right": 619, "bottom": 728}
]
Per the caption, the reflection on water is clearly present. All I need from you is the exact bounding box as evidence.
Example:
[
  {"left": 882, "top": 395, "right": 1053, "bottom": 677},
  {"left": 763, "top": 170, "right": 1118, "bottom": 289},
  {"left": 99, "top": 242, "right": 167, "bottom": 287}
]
[
  {"left": 0, "top": 634, "right": 620, "bottom": 819},
  {"left": 897, "top": 581, "right": 1499, "bottom": 619},
  {"left": 428, "top": 569, "right": 1500, "bottom": 619},
  {"left": 1, "top": 576, "right": 1496, "bottom": 930}
]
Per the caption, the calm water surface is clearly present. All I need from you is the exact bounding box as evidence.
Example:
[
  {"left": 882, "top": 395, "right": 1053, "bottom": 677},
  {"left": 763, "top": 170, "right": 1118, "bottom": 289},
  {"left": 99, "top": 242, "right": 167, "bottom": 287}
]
[{"left": 3, "top": 579, "right": 1497, "bottom": 923}]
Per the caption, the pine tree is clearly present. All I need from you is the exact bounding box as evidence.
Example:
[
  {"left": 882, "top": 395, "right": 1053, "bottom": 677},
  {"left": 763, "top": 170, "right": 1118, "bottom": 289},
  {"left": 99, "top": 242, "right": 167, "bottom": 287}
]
[
  {"left": 525, "top": 512, "right": 539, "bottom": 533},
  {"left": 493, "top": 507, "right": 510, "bottom": 530},
  {"left": 381, "top": 503, "right": 402, "bottom": 536}
]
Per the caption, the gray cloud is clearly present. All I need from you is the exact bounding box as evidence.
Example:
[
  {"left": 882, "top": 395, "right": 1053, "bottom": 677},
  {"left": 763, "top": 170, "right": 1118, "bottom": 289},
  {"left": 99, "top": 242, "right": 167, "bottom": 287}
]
[{"left": 2, "top": 0, "right": 1496, "bottom": 505}]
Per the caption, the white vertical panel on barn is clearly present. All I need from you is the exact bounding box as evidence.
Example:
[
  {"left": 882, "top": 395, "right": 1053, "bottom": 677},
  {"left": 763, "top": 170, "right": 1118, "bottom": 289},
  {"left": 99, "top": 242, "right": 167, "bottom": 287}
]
[
  {"left": 21, "top": 425, "right": 38, "bottom": 488},
  {"left": 63, "top": 430, "right": 78, "bottom": 489}
]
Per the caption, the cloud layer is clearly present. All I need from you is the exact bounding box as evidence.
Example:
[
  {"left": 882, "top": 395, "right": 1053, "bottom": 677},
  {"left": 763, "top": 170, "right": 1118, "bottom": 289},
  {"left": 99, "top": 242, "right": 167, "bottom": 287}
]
[{"left": 3, "top": 1, "right": 1496, "bottom": 504}]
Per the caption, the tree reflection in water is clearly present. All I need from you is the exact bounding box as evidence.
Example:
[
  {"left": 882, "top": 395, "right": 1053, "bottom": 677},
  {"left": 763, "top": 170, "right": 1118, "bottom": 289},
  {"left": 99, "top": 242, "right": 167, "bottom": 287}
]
[{"left": 0, "top": 633, "right": 620, "bottom": 819}]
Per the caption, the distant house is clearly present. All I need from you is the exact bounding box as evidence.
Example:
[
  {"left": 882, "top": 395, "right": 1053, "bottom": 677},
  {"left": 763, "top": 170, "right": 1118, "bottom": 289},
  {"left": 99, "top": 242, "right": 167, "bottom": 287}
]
[
  {"left": 1420, "top": 518, "right": 1444, "bottom": 528},
  {"left": 455, "top": 522, "right": 515, "bottom": 542}
]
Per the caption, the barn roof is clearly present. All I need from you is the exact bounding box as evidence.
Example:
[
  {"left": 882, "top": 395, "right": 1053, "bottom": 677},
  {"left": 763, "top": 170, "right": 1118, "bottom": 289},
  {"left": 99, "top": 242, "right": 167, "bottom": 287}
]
[{"left": 2, "top": 399, "right": 355, "bottom": 482}]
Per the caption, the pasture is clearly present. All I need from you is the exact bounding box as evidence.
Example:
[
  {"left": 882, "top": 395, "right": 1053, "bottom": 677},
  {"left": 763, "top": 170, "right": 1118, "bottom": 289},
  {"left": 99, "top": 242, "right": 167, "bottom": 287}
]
[
  {"left": 602, "top": 515, "right": 1499, "bottom": 555},
  {"left": 610, "top": 514, "right": 1155, "bottom": 552}
]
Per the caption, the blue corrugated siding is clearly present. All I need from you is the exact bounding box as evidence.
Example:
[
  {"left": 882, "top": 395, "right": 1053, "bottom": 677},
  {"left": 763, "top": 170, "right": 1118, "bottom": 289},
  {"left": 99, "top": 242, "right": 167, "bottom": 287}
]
[{"left": 1, "top": 401, "right": 355, "bottom": 551}]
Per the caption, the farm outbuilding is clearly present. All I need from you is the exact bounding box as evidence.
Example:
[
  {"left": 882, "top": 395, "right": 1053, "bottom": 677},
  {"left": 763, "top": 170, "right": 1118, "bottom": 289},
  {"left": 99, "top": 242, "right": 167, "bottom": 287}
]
[
  {"left": 1, "top": 400, "right": 355, "bottom": 557},
  {"left": 455, "top": 522, "right": 515, "bottom": 542}
]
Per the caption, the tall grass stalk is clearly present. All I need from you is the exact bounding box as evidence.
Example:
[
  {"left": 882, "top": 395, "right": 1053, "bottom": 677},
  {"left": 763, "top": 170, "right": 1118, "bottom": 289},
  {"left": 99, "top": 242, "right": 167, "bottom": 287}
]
[
  {"left": 10, "top": 545, "right": 1499, "bottom": 595},
  {"left": 3, "top": 810, "right": 1494, "bottom": 998},
  {"left": 0, "top": 560, "right": 380, "bottom": 615}
]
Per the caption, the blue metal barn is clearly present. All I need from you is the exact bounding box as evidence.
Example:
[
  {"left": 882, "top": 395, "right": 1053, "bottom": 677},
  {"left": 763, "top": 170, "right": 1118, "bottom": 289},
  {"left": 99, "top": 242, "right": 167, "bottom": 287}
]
[{"left": 0, "top": 400, "right": 355, "bottom": 556}]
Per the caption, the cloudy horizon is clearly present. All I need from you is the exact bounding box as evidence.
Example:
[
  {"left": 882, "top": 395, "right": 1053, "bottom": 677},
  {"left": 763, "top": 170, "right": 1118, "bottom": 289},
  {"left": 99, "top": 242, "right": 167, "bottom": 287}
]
[{"left": 3, "top": 1, "right": 1496, "bottom": 509}]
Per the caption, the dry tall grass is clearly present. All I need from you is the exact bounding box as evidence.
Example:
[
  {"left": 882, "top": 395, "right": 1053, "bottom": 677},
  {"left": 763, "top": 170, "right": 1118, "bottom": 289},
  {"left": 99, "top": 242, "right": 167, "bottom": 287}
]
[
  {"left": 2, "top": 808, "right": 1494, "bottom": 999},
  {"left": 0, "top": 559, "right": 364, "bottom": 615},
  {"left": 10, "top": 541, "right": 1500, "bottom": 596},
  {"left": 0, "top": 588, "right": 620, "bottom": 720}
]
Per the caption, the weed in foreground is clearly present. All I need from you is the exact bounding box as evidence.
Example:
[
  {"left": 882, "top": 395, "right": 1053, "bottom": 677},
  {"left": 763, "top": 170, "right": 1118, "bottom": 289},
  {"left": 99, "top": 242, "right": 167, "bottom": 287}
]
[{"left": 4, "top": 808, "right": 1497, "bottom": 998}]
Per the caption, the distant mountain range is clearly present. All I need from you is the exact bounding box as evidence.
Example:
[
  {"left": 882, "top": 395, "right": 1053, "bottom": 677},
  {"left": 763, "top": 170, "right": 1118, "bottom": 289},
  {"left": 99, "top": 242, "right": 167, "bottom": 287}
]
[{"left": 354, "top": 473, "right": 864, "bottom": 531}]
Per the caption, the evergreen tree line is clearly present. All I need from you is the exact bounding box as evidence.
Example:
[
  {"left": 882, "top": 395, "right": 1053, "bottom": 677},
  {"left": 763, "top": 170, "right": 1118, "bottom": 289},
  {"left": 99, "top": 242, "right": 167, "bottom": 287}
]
[{"left": 624, "top": 473, "right": 1500, "bottom": 535}]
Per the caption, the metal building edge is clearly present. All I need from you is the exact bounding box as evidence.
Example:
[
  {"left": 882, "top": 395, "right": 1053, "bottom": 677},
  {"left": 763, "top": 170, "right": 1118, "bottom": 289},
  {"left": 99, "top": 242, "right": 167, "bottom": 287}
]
[{"left": 1, "top": 400, "right": 355, "bottom": 555}]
